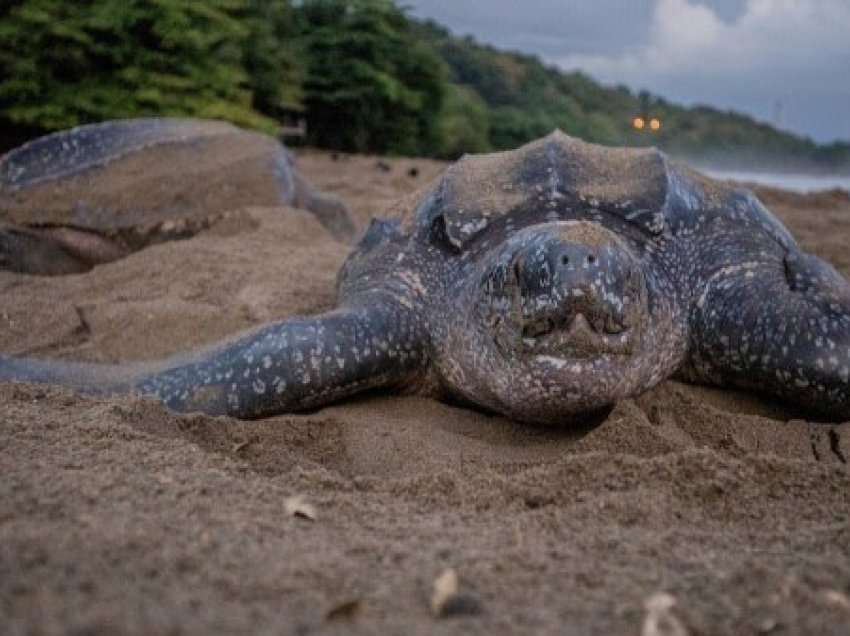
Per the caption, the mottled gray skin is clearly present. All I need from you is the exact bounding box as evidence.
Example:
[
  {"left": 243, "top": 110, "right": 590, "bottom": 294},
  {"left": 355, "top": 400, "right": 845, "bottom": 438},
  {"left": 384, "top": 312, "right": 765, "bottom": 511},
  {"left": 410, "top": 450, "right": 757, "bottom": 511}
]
[
  {"left": 2, "top": 131, "right": 850, "bottom": 423},
  {"left": 0, "top": 118, "right": 354, "bottom": 274}
]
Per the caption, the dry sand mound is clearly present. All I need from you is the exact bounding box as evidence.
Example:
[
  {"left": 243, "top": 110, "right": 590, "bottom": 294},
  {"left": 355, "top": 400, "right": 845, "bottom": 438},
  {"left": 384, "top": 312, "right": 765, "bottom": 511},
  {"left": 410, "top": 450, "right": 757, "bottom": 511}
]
[{"left": 1, "top": 152, "right": 849, "bottom": 635}]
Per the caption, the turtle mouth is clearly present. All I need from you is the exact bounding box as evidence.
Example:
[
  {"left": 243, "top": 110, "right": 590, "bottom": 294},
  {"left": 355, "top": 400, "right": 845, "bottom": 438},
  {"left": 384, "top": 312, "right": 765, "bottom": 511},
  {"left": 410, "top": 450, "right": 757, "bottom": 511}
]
[
  {"left": 491, "top": 278, "right": 640, "bottom": 360},
  {"left": 517, "top": 310, "right": 633, "bottom": 358},
  {"left": 492, "top": 307, "right": 635, "bottom": 359}
]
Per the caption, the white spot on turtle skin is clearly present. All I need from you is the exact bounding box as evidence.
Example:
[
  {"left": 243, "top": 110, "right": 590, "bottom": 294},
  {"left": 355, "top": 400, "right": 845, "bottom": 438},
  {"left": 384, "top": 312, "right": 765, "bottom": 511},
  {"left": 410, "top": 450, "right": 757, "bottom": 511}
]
[
  {"left": 252, "top": 379, "right": 266, "bottom": 394},
  {"left": 535, "top": 355, "right": 567, "bottom": 369},
  {"left": 263, "top": 355, "right": 272, "bottom": 369}
]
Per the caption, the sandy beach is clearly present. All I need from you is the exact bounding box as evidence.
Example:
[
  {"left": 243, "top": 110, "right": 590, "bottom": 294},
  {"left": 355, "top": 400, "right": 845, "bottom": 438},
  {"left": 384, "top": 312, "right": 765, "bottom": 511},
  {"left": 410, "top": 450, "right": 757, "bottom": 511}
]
[{"left": 1, "top": 149, "right": 849, "bottom": 635}]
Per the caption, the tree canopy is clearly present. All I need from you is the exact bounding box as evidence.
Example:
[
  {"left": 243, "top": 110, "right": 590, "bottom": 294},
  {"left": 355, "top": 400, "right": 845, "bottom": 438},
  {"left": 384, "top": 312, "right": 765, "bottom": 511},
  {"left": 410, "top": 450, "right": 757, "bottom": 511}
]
[
  {"left": 0, "top": 0, "right": 277, "bottom": 132},
  {"left": 296, "top": 0, "right": 445, "bottom": 154}
]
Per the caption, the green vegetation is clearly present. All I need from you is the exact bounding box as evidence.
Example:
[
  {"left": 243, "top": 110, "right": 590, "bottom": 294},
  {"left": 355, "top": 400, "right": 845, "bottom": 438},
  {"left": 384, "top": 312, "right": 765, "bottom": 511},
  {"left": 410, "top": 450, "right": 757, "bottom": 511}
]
[
  {"left": 295, "top": 0, "right": 445, "bottom": 154},
  {"left": 1, "top": 0, "right": 848, "bottom": 171},
  {"left": 242, "top": 0, "right": 303, "bottom": 118},
  {"left": 0, "top": 0, "right": 278, "bottom": 133}
]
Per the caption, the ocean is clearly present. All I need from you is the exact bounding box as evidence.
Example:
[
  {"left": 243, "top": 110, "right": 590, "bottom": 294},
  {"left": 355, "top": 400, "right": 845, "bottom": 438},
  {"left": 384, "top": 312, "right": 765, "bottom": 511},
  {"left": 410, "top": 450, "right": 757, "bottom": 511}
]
[{"left": 701, "top": 168, "right": 850, "bottom": 193}]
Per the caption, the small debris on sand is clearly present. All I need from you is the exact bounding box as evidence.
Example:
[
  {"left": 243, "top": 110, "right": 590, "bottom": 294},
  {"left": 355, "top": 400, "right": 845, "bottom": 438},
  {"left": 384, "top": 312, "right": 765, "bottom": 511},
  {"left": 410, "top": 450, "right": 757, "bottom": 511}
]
[
  {"left": 642, "top": 592, "right": 688, "bottom": 636},
  {"left": 325, "top": 599, "right": 361, "bottom": 622},
  {"left": 824, "top": 590, "right": 850, "bottom": 612},
  {"left": 284, "top": 495, "right": 317, "bottom": 521},
  {"left": 430, "top": 568, "right": 482, "bottom": 618}
]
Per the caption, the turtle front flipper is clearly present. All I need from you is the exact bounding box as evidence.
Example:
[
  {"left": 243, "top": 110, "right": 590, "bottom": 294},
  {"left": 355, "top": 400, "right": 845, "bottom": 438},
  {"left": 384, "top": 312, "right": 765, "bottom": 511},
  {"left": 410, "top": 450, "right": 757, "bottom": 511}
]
[
  {"left": 686, "top": 250, "right": 850, "bottom": 419},
  {"left": 292, "top": 172, "right": 356, "bottom": 243},
  {"left": 0, "top": 299, "right": 427, "bottom": 419}
]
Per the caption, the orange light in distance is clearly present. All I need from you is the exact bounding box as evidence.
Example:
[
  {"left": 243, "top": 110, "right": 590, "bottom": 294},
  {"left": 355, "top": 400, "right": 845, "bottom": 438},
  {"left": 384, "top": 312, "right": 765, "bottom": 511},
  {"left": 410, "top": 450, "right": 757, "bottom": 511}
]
[
  {"left": 649, "top": 117, "right": 661, "bottom": 131},
  {"left": 632, "top": 116, "right": 646, "bottom": 130}
]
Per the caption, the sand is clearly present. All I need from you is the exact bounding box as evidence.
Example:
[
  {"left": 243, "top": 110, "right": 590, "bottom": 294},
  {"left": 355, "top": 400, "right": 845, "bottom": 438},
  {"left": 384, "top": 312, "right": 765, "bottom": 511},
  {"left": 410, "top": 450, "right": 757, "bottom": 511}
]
[{"left": 1, "top": 149, "right": 849, "bottom": 635}]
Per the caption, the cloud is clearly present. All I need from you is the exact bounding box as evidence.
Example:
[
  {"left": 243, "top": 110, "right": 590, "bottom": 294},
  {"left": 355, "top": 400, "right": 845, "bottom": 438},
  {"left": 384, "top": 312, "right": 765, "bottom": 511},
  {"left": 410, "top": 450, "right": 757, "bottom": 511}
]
[{"left": 557, "top": 0, "right": 850, "bottom": 81}]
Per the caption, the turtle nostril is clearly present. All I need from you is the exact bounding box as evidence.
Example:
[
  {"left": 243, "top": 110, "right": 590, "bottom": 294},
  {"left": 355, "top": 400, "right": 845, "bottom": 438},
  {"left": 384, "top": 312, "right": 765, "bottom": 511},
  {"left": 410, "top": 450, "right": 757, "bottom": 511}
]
[
  {"left": 604, "top": 315, "right": 626, "bottom": 334},
  {"left": 561, "top": 255, "right": 569, "bottom": 266},
  {"left": 587, "top": 254, "right": 596, "bottom": 264},
  {"left": 522, "top": 318, "right": 555, "bottom": 339},
  {"left": 513, "top": 260, "right": 522, "bottom": 283}
]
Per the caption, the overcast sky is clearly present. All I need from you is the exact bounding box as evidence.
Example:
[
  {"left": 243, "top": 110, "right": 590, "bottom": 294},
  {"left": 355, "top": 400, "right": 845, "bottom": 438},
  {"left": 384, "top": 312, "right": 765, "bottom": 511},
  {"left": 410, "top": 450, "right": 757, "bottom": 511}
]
[{"left": 406, "top": 0, "right": 850, "bottom": 144}]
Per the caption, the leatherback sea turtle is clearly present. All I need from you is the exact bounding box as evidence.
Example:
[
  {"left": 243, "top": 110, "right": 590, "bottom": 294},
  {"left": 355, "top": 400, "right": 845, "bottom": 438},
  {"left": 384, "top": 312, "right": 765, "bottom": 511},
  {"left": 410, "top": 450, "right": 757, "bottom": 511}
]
[
  {"left": 0, "top": 118, "right": 354, "bottom": 275},
  {"left": 2, "top": 130, "right": 849, "bottom": 423}
]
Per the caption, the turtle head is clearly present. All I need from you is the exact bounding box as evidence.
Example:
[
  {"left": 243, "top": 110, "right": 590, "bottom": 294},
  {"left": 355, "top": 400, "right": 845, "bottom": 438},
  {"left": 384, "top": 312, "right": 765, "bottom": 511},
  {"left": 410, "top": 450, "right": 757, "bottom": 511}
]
[{"left": 438, "top": 221, "right": 665, "bottom": 423}]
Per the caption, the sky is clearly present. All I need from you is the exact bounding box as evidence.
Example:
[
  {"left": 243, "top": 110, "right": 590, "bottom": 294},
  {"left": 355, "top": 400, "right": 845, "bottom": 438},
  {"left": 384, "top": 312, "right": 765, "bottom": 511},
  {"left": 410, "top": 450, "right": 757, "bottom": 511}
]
[{"left": 406, "top": 0, "right": 850, "bottom": 144}]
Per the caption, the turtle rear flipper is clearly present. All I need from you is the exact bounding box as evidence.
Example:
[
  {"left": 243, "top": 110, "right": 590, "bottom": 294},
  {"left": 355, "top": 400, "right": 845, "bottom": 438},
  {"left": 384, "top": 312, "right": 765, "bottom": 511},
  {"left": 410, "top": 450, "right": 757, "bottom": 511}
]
[{"left": 687, "top": 250, "right": 850, "bottom": 419}]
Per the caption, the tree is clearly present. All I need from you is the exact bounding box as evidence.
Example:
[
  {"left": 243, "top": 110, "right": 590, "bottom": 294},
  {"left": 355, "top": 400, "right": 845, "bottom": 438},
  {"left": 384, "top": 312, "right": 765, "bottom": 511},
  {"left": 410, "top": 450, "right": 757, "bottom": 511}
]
[
  {"left": 435, "top": 84, "right": 490, "bottom": 158},
  {"left": 0, "top": 0, "right": 277, "bottom": 133},
  {"left": 296, "top": 0, "right": 446, "bottom": 154},
  {"left": 241, "top": 0, "right": 303, "bottom": 117}
]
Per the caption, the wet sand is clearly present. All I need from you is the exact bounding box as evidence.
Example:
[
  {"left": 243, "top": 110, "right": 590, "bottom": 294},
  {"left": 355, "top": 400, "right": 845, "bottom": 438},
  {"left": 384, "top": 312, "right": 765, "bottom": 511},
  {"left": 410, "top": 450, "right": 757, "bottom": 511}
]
[{"left": 1, "top": 150, "right": 849, "bottom": 635}]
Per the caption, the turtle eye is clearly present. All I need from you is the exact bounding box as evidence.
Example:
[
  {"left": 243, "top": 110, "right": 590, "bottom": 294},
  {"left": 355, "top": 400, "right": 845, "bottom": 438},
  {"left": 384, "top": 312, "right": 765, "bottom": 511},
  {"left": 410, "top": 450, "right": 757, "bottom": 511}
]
[{"left": 428, "top": 214, "right": 457, "bottom": 252}]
